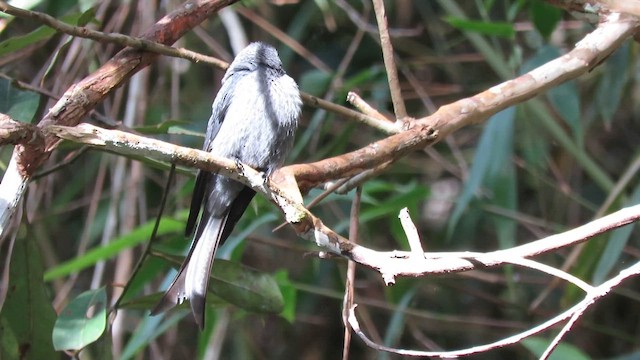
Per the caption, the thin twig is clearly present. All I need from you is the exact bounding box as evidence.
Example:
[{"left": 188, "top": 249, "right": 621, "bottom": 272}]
[
  {"left": 235, "top": 6, "right": 332, "bottom": 74},
  {"left": 342, "top": 186, "right": 361, "bottom": 360},
  {"left": 0, "top": 1, "right": 229, "bottom": 69},
  {"left": 398, "top": 208, "right": 425, "bottom": 257},
  {"left": 372, "top": 0, "right": 407, "bottom": 120},
  {"left": 346, "top": 91, "right": 391, "bottom": 122},
  {"left": 112, "top": 163, "right": 176, "bottom": 311}
]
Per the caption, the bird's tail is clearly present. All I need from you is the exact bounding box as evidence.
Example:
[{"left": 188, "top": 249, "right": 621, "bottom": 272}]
[{"left": 150, "top": 214, "right": 227, "bottom": 329}]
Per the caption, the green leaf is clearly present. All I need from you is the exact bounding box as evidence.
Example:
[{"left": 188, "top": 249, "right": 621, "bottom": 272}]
[
  {"left": 44, "top": 217, "right": 183, "bottom": 281},
  {"left": 448, "top": 107, "right": 515, "bottom": 235},
  {"left": 596, "top": 42, "right": 630, "bottom": 126},
  {"left": 273, "top": 270, "right": 297, "bottom": 322},
  {"left": 0, "top": 234, "right": 57, "bottom": 360},
  {"left": 0, "top": 78, "right": 41, "bottom": 123},
  {"left": 0, "top": 25, "right": 56, "bottom": 57},
  {"left": 208, "top": 259, "right": 285, "bottom": 314},
  {"left": 522, "top": 337, "right": 591, "bottom": 360},
  {"left": 592, "top": 183, "right": 640, "bottom": 284},
  {"left": 52, "top": 287, "right": 107, "bottom": 351},
  {"left": 134, "top": 120, "right": 203, "bottom": 137},
  {"left": 299, "top": 69, "right": 332, "bottom": 97},
  {"left": 530, "top": 0, "right": 562, "bottom": 39},
  {"left": 119, "top": 311, "right": 185, "bottom": 360},
  {"left": 0, "top": 12, "right": 87, "bottom": 57},
  {"left": 523, "top": 45, "right": 583, "bottom": 145},
  {"left": 548, "top": 79, "right": 581, "bottom": 147},
  {"left": 153, "top": 252, "right": 284, "bottom": 314},
  {"left": 444, "top": 17, "right": 515, "bottom": 38}
]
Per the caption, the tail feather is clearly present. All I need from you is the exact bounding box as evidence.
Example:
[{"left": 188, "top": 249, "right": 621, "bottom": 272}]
[
  {"left": 152, "top": 186, "right": 255, "bottom": 328},
  {"left": 150, "top": 214, "right": 227, "bottom": 329},
  {"left": 149, "top": 264, "right": 188, "bottom": 315},
  {"left": 185, "top": 216, "right": 227, "bottom": 328}
]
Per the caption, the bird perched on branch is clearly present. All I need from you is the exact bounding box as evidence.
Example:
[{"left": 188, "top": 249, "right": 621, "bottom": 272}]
[{"left": 151, "top": 42, "right": 302, "bottom": 328}]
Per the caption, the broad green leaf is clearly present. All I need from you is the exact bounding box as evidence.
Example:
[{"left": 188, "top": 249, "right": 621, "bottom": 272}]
[
  {"left": 522, "top": 337, "right": 591, "bottom": 360},
  {"left": 52, "top": 287, "right": 107, "bottom": 351},
  {"left": 0, "top": 78, "right": 41, "bottom": 122},
  {"left": 44, "top": 217, "right": 183, "bottom": 281},
  {"left": 0, "top": 233, "right": 56, "bottom": 359},
  {"left": 209, "top": 259, "right": 285, "bottom": 313},
  {"left": 530, "top": 0, "right": 562, "bottom": 39},
  {"left": 151, "top": 253, "right": 284, "bottom": 314},
  {"left": 444, "top": 17, "right": 515, "bottom": 38},
  {"left": 592, "top": 183, "right": 640, "bottom": 284}
]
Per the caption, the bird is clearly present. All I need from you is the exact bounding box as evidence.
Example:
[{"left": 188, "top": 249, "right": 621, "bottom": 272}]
[{"left": 151, "top": 42, "right": 302, "bottom": 329}]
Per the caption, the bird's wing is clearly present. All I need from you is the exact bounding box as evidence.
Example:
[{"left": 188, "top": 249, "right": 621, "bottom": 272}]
[{"left": 185, "top": 70, "right": 241, "bottom": 236}]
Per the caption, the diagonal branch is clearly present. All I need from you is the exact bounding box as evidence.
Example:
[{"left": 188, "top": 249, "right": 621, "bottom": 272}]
[
  {"left": 0, "top": 0, "right": 238, "bottom": 237},
  {"left": 281, "top": 13, "right": 639, "bottom": 193},
  {"left": 12, "top": 121, "right": 639, "bottom": 284}
]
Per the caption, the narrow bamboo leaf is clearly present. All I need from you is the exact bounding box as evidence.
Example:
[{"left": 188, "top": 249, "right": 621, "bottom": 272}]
[
  {"left": 448, "top": 107, "right": 515, "bottom": 235},
  {"left": 134, "top": 120, "right": 203, "bottom": 137},
  {"left": 522, "top": 337, "right": 591, "bottom": 360},
  {"left": 273, "top": 270, "right": 297, "bottom": 322},
  {"left": 0, "top": 12, "right": 87, "bottom": 57},
  {"left": 345, "top": 182, "right": 428, "bottom": 233},
  {"left": 596, "top": 42, "right": 630, "bottom": 126},
  {"left": 0, "top": 25, "right": 56, "bottom": 57},
  {"left": 120, "top": 312, "right": 185, "bottom": 360},
  {"left": 548, "top": 80, "right": 582, "bottom": 148},
  {"left": 522, "top": 46, "right": 583, "bottom": 147},
  {"left": 52, "top": 287, "right": 107, "bottom": 351},
  {"left": 444, "top": 17, "right": 515, "bottom": 38},
  {"left": 44, "top": 218, "right": 183, "bottom": 281},
  {"left": 0, "top": 234, "right": 56, "bottom": 359},
  {"left": 592, "top": 184, "right": 640, "bottom": 284},
  {"left": 381, "top": 288, "right": 417, "bottom": 360}
]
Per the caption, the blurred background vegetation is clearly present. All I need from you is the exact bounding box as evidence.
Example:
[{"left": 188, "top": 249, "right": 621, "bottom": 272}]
[{"left": 0, "top": 0, "right": 639, "bottom": 359}]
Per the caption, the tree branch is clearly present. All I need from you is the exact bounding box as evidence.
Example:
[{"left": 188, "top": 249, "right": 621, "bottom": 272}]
[
  {"left": 8, "top": 121, "right": 637, "bottom": 283},
  {"left": 0, "top": 0, "right": 238, "bottom": 237}
]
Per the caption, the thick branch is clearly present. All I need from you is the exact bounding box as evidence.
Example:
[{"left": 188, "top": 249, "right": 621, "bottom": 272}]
[
  {"left": 0, "top": 114, "right": 43, "bottom": 146},
  {"left": 286, "top": 123, "right": 437, "bottom": 193},
  {"left": 12, "top": 0, "right": 238, "bottom": 176},
  {"left": 284, "top": 13, "right": 640, "bottom": 193},
  {"left": 27, "top": 123, "right": 640, "bottom": 284}
]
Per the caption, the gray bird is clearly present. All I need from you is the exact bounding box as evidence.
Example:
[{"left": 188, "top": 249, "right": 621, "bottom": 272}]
[{"left": 151, "top": 42, "right": 302, "bottom": 328}]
